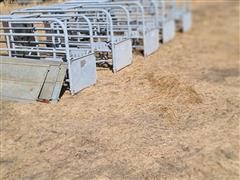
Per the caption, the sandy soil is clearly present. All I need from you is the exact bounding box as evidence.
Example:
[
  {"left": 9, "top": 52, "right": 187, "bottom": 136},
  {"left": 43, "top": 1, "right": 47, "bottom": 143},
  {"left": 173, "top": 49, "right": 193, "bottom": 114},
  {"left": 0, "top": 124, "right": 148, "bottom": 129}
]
[{"left": 1, "top": 1, "right": 240, "bottom": 179}]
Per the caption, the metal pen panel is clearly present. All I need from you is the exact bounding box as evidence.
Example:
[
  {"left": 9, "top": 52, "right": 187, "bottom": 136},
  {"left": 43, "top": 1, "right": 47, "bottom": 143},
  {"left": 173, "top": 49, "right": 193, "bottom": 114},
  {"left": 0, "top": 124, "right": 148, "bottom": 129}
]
[
  {"left": 13, "top": 4, "right": 133, "bottom": 72},
  {"left": 0, "top": 16, "right": 97, "bottom": 101},
  {"left": 154, "top": 0, "right": 192, "bottom": 33},
  {"left": 109, "top": 1, "right": 160, "bottom": 56}
]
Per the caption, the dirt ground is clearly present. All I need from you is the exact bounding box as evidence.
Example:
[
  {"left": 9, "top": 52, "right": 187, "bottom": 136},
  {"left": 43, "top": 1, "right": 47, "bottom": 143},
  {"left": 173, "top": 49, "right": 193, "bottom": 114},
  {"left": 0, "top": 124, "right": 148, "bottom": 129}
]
[{"left": 0, "top": 0, "right": 240, "bottom": 179}]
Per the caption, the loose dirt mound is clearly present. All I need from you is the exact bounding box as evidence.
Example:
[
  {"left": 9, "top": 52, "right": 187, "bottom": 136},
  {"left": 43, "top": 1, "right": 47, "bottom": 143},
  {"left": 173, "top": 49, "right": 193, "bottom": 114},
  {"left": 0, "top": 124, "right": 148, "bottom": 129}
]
[{"left": 146, "top": 73, "right": 202, "bottom": 104}]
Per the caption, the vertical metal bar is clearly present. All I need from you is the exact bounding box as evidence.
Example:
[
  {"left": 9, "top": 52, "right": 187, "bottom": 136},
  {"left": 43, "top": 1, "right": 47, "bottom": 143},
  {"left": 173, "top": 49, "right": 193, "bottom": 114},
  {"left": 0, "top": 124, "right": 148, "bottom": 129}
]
[
  {"left": 50, "top": 22, "right": 57, "bottom": 59},
  {"left": 33, "top": 23, "right": 40, "bottom": 57},
  {"left": 5, "top": 34, "right": 12, "bottom": 57},
  {"left": 7, "top": 22, "right": 15, "bottom": 57}
]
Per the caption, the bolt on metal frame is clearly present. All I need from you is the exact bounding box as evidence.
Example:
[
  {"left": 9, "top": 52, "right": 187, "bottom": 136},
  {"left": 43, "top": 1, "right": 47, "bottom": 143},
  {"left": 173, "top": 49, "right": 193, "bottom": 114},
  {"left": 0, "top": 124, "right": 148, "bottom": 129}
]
[
  {"left": 12, "top": 3, "right": 133, "bottom": 72},
  {"left": 0, "top": 16, "right": 97, "bottom": 98}
]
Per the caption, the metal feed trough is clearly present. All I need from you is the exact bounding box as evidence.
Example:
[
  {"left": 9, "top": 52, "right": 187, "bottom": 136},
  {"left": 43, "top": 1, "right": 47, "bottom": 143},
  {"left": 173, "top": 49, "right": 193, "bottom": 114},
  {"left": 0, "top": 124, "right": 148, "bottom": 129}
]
[
  {"left": 162, "top": 0, "right": 192, "bottom": 32},
  {"left": 12, "top": 4, "right": 133, "bottom": 72},
  {"left": 0, "top": 15, "right": 97, "bottom": 102},
  {"left": 67, "top": 0, "right": 160, "bottom": 57}
]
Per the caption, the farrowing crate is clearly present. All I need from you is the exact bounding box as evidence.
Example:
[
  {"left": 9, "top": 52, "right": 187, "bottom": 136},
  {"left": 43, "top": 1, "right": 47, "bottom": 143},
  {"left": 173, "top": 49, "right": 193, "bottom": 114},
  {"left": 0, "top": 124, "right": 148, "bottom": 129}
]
[
  {"left": 68, "top": 0, "right": 160, "bottom": 56},
  {"left": 0, "top": 16, "right": 97, "bottom": 102},
  {"left": 144, "top": 0, "right": 176, "bottom": 43},
  {"left": 161, "top": 0, "right": 192, "bottom": 32},
  {"left": 111, "top": 1, "right": 160, "bottom": 56},
  {"left": 12, "top": 4, "right": 133, "bottom": 72}
]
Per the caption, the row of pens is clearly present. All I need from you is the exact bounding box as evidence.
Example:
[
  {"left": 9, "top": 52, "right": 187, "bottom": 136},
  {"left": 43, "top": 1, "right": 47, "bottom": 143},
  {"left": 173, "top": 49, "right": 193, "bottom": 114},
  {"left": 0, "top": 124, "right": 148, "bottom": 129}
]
[{"left": 0, "top": 0, "right": 192, "bottom": 102}]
